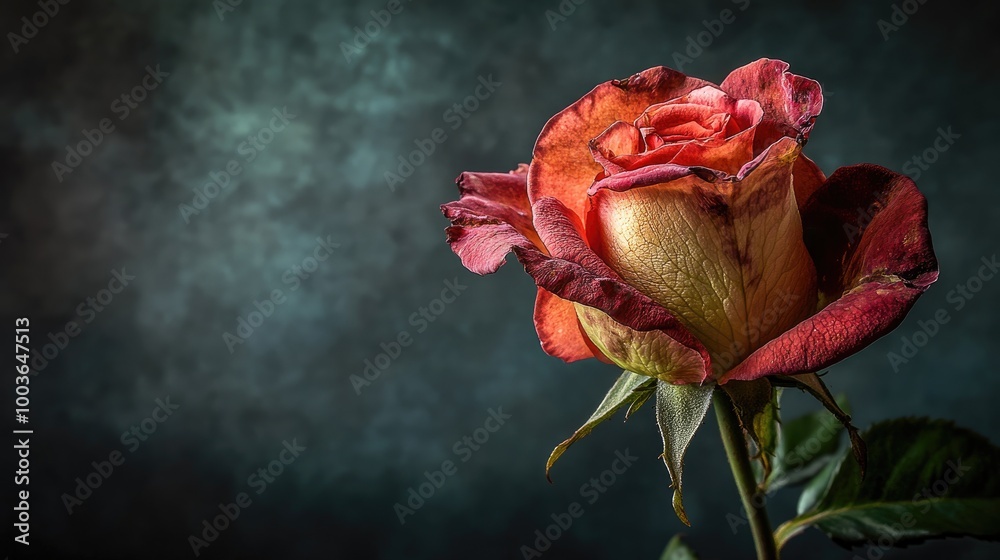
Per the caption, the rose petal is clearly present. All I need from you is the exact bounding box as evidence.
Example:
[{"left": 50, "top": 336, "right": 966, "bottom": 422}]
[
  {"left": 441, "top": 166, "right": 539, "bottom": 275},
  {"left": 514, "top": 247, "right": 712, "bottom": 384},
  {"left": 586, "top": 138, "right": 818, "bottom": 375},
  {"left": 666, "top": 126, "right": 756, "bottom": 175},
  {"left": 722, "top": 164, "right": 938, "bottom": 382},
  {"left": 517, "top": 197, "right": 713, "bottom": 383},
  {"left": 721, "top": 59, "right": 823, "bottom": 153},
  {"left": 590, "top": 121, "right": 644, "bottom": 176},
  {"left": 530, "top": 67, "right": 710, "bottom": 219},
  {"left": 534, "top": 288, "right": 602, "bottom": 362},
  {"left": 793, "top": 153, "right": 826, "bottom": 208},
  {"left": 643, "top": 103, "right": 723, "bottom": 138},
  {"left": 642, "top": 86, "right": 763, "bottom": 134},
  {"left": 575, "top": 304, "right": 709, "bottom": 384},
  {"left": 599, "top": 143, "right": 688, "bottom": 175},
  {"left": 442, "top": 170, "right": 711, "bottom": 379}
]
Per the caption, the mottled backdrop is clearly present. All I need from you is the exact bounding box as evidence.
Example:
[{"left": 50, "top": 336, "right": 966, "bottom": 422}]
[{"left": 1, "top": 0, "right": 998, "bottom": 558}]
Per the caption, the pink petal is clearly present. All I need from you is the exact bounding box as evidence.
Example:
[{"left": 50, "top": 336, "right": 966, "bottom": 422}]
[
  {"left": 441, "top": 166, "right": 539, "bottom": 275},
  {"left": 721, "top": 59, "right": 823, "bottom": 153}
]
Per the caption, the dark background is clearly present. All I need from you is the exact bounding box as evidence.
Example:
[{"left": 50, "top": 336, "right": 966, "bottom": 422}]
[{"left": 2, "top": 0, "right": 998, "bottom": 558}]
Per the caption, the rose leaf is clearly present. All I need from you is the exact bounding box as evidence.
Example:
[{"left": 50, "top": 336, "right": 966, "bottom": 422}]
[{"left": 775, "top": 418, "right": 1000, "bottom": 550}]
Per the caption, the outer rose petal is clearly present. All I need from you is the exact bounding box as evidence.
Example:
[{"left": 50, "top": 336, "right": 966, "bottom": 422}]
[
  {"left": 529, "top": 67, "right": 710, "bottom": 219},
  {"left": 722, "top": 164, "right": 938, "bottom": 382},
  {"left": 586, "top": 137, "right": 818, "bottom": 376},
  {"left": 441, "top": 168, "right": 711, "bottom": 382},
  {"left": 441, "top": 166, "right": 539, "bottom": 275},
  {"left": 575, "top": 304, "right": 709, "bottom": 383},
  {"left": 518, "top": 197, "right": 713, "bottom": 384},
  {"left": 793, "top": 153, "right": 826, "bottom": 208},
  {"left": 514, "top": 247, "right": 711, "bottom": 385},
  {"left": 442, "top": 166, "right": 599, "bottom": 362},
  {"left": 721, "top": 59, "right": 823, "bottom": 153},
  {"left": 534, "top": 288, "right": 601, "bottom": 363}
]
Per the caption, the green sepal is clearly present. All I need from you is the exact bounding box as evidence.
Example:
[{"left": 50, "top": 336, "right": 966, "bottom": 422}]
[
  {"left": 545, "top": 371, "right": 654, "bottom": 480},
  {"left": 773, "top": 372, "right": 866, "bottom": 478},
  {"left": 655, "top": 381, "right": 714, "bottom": 526}
]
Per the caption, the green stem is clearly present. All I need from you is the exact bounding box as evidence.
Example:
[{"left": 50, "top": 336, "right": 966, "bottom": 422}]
[{"left": 714, "top": 389, "right": 779, "bottom": 560}]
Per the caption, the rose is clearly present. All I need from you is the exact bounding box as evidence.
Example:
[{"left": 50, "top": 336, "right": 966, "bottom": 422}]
[{"left": 441, "top": 59, "right": 938, "bottom": 385}]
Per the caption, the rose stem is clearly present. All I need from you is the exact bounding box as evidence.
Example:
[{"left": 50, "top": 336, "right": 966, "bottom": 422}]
[{"left": 713, "top": 388, "right": 779, "bottom": 560}]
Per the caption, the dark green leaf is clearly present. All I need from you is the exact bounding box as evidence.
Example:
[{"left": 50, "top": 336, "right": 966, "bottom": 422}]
[
  {"left": 655, "top": 381, "right": 714, "bottom": 526},
  {"left": 659, "top": 535, "right": 699, "bottom": 560},
  {"left": 546, "top": 371, "right": 654, "bottom": 480},
  {"left": 775, "top": 418, "right": 1000, "bottom": 549},
  {"left": 795, "top": 457, "right": 838, "bottom": 515}
]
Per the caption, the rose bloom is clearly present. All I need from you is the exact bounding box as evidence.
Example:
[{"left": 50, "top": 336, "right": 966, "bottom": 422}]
[{"left": 442, "top": 59, "right": 938, "bottom": 385}]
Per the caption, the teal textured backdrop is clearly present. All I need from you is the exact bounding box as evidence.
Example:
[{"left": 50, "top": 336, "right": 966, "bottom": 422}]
[{"left": 1, "top": 0, "right": 997, "bottom": 558}]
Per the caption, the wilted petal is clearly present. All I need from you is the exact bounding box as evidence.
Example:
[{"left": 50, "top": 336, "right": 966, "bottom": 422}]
[
  {"left": 721, "top": 59, "right": 823, "bottom": 153},
  {"left": 441, "top": 166, "right": 539, "bottom": 275},
  {"left": 722, "top": 164, "right": 938, "bottom": 382},
  {"left": 574, "top": 304, "right": 710, "bottom": 384}
]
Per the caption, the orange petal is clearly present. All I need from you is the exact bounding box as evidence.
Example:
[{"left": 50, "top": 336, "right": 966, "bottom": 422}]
[
  {"left": 529, "top": 67, "right": 710, "bottom": 220},
  {"left": 533, "top": 287, "right": 600, "bottom": 363}
]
